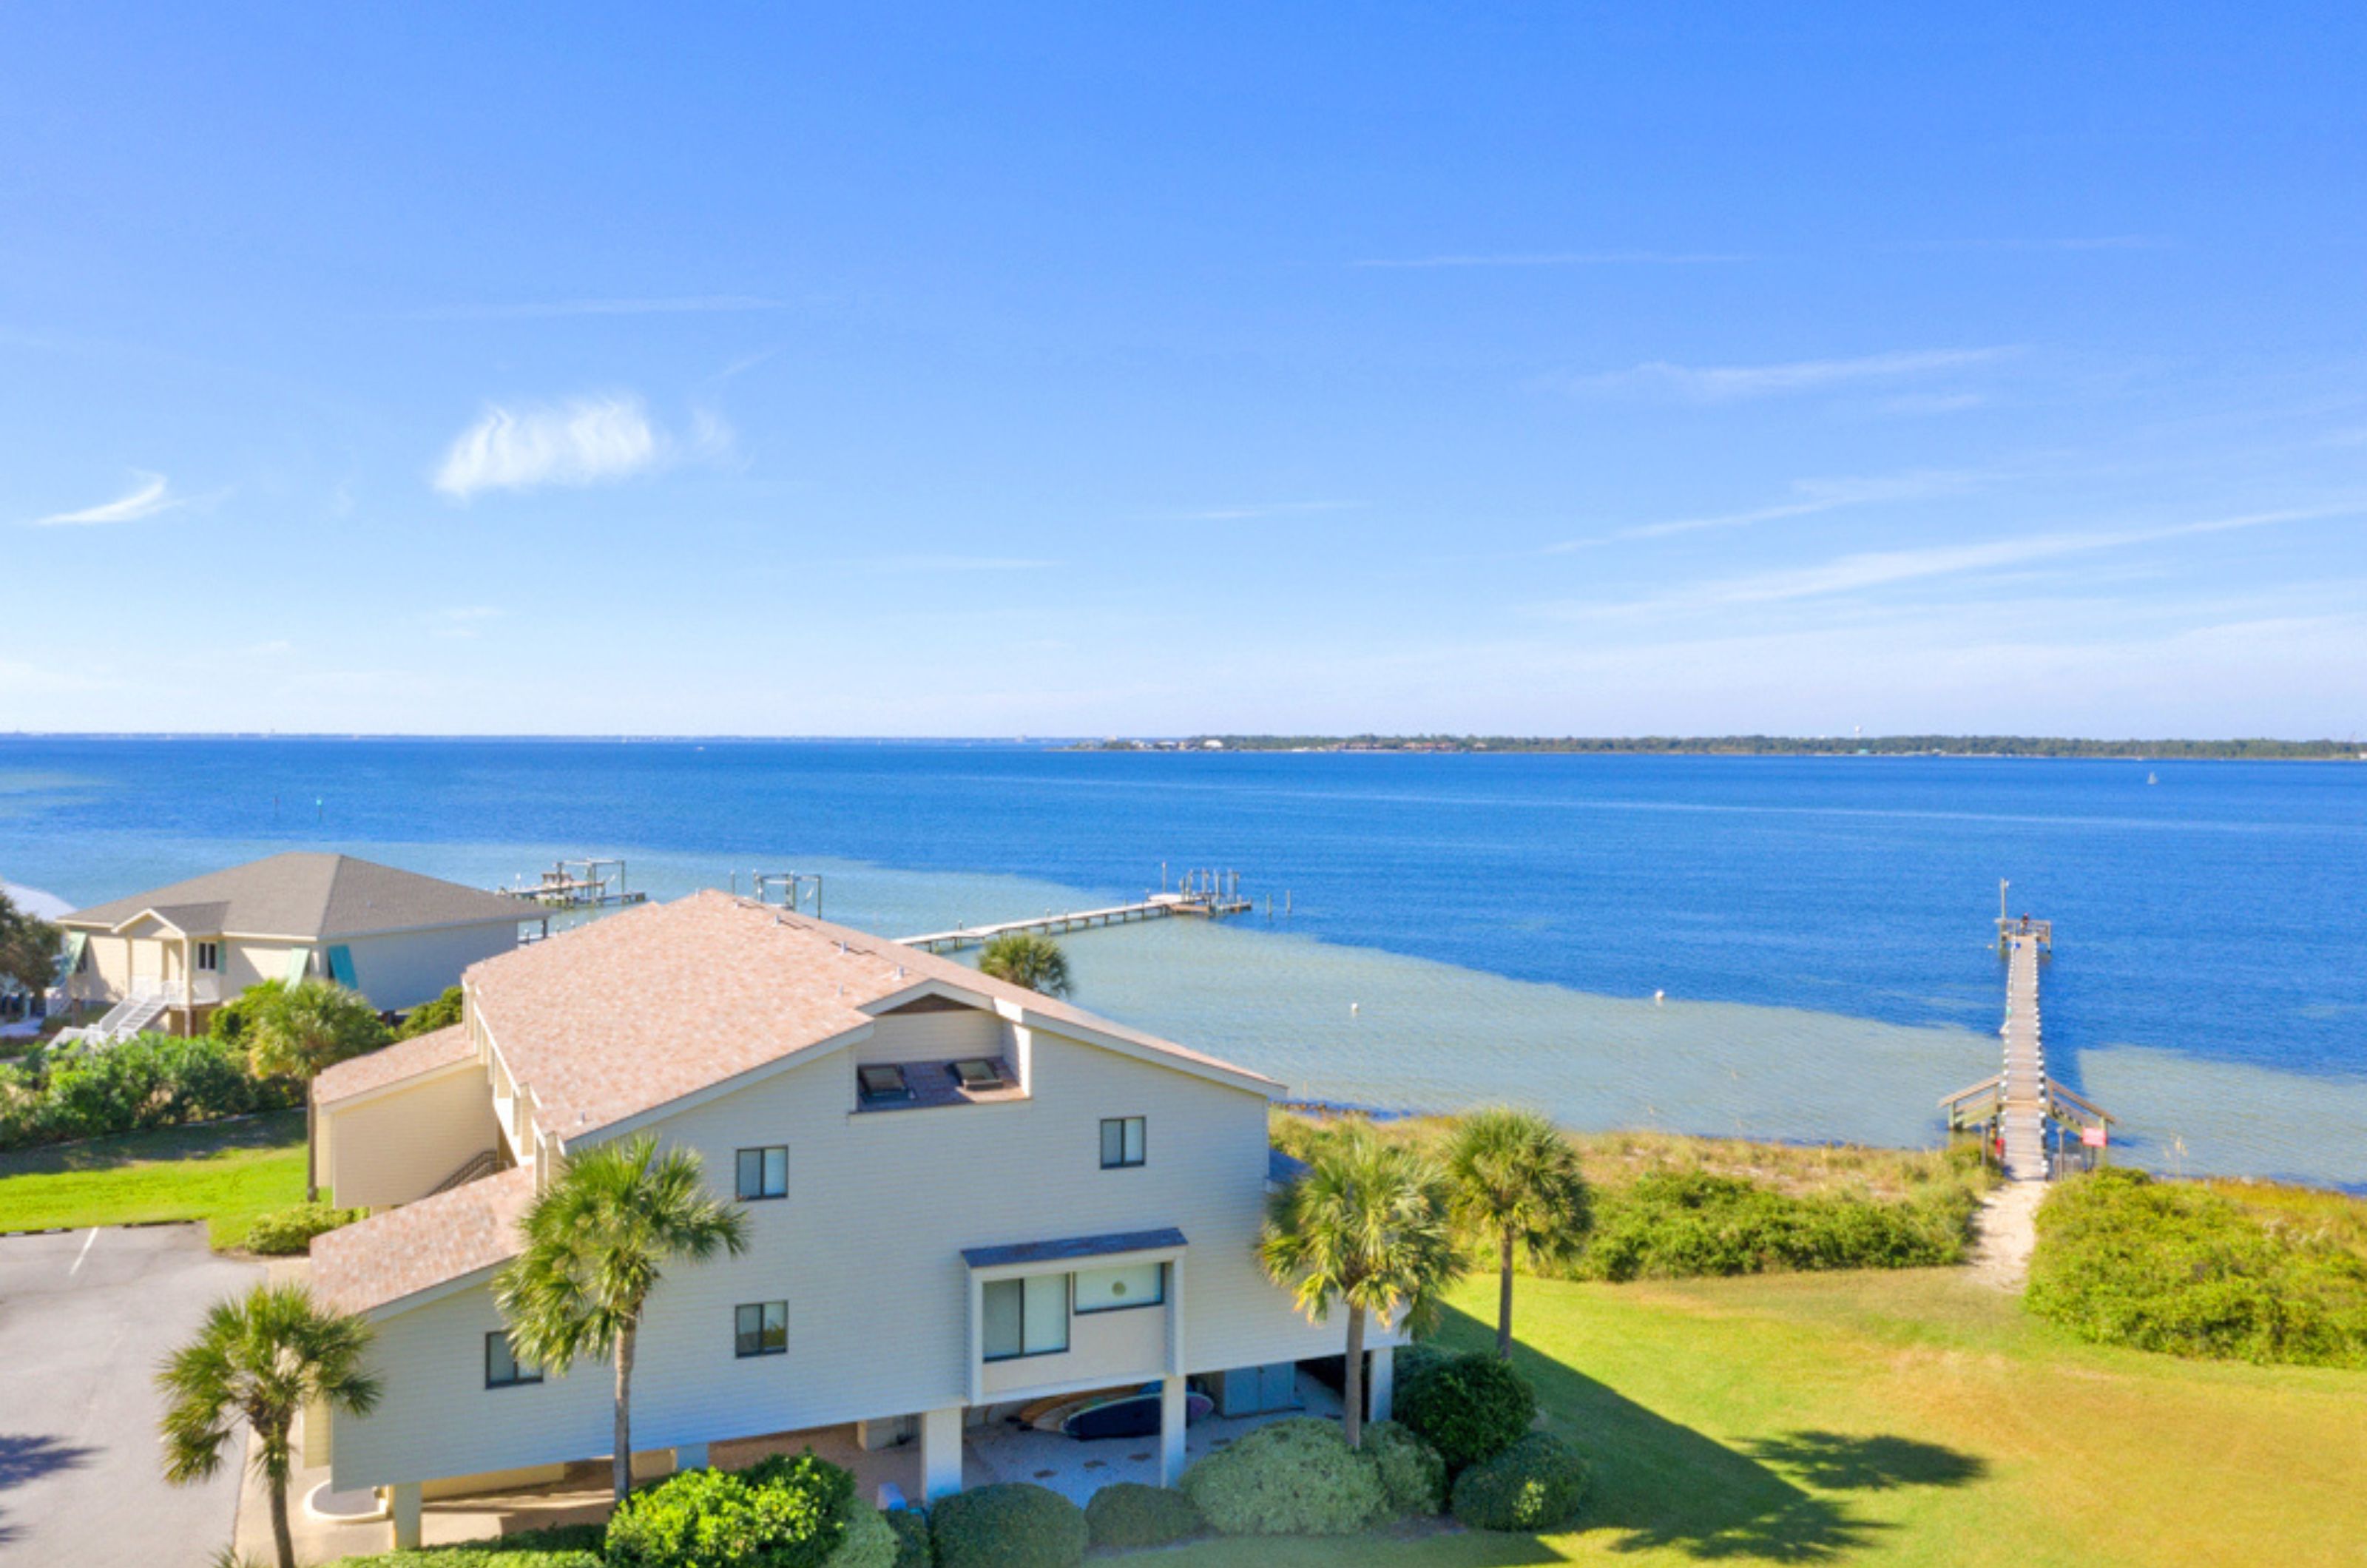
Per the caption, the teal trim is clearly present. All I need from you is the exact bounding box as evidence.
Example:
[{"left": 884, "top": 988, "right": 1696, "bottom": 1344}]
[
  {"left": 57, "top": 930, "right": 87, "bottom": 981},
  {"left": 284, "top": 947, "right": 313, "bottom": 984},
  {"left": 326, "top": 945, "right": 357, "bottom": 988}
]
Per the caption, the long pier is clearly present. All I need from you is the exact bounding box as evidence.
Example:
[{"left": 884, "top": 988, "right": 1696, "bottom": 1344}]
[
  {"left": 900, "top": 891, "right": 1251, "bottom": 954},
  {"left": 1938, "top": 911, "right": 2113, "bottom": 1182}
]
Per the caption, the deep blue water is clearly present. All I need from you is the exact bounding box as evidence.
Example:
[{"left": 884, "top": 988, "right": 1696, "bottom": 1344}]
[{"left": 4, "top": 738, "right": 2364, "bottom": 1144}]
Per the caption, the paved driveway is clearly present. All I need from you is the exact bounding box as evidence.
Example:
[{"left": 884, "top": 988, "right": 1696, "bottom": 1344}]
[{"left": 0, "top": 1225, "right": 260, "bottom": 1567}]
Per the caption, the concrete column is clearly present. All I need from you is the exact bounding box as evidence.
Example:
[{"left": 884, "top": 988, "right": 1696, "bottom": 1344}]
[
  {"left": 388, "top": 1482, "right": 422, "bottom": 1550},
  {"left": 1158, "top": 1375, "right": 1189, "bottom": 1487},
  {"left": 920, "top": 1405, "right": 965, "bottom": 1500},
  {"left": 673, "top": 1442, "right": 709, "bottom": 1470},
  {"left": 1367, "top": 1345, "right": 1395, "bottom": 1424}
]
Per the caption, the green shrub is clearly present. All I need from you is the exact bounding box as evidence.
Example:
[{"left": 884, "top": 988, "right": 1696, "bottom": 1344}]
[
  {"left": 2027, "top": 1168, "right": 2367, "bottom": 1368},
  {"left": 1179, "top": 1417, "right": 1391, "bottom": 1535},
  {"left": 324, "top": 1522, "right": 606, "bottom": 1567},
  {"left": 1570, "top": 1171, "right": 1972, "bottom": 1282},
  {"left": 881, "top": 1509, "right": 931, "bottom": 1568},
  {"left": 1394, "top": 1351, "right": 1536, "bottom": 1474},
  {"left": 0, "top": 1033, "right": 297, "bottom": 1152},
  {"left": 825, "top": 1498, "right": 897, "bottom": 1568},
  {"left": 1365, "top": 1421, "right": 1448, "bottom": 1515},
  {"left": 928, "top": 1484, "right": 1085, "bottom": 1568},
  {"left": 1083, "top": 1482, "right": 1204, "bottom": 1548},
  {"left": 398, "top": 986, "right": 466, "bottom": 1039},
  {"left": 1451, "top": 1431, "right": 1591, "bottom": 1532},
  {"left": 244, "top": 1200, "right": 365, "bottom": 1255},
  {"left": 607, "top": 1450, "right": 855, "bottom": 1568}
]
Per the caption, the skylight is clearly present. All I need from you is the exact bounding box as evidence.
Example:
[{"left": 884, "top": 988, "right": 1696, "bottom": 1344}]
[
  {"left": 949, "top": 1058, "right": 1004, "bottom": 1090},
  {"left": 857, "top": 1064, "right": 911, "bottom": 1101}
]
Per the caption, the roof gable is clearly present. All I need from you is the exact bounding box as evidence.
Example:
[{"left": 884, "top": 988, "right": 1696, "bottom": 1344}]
[{"left": 62, "top": 853, "right": 529, "bottom": 940}]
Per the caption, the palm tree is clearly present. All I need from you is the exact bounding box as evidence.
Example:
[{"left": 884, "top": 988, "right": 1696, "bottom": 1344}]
[
  {"left": 1443, "top": 1106, "right": 1591, "bottom": 1359},
  {"left": 1260, "top": 1121, "right": 1462, "bottom": 1449},
  {"left": 246, "top": 979, "right": 390, "bottom": 1200},
  {"left": 494, "top": 1135, "right": 750, "bottom": 1501},
  {"left": 977, "top": 932, "right": 1073, "bottom": 998},
  {"left": 158, "top": 1283, "right": 381, "bottom": 1568}
]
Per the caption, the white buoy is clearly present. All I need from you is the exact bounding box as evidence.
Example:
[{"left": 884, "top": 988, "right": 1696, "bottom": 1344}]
[
  {"left": 1654, "top": 989, "right": 1665, "bottom": 1004},
  {"left": 1350, "top": 1001, "right": 1360, "bottom": 1017}
]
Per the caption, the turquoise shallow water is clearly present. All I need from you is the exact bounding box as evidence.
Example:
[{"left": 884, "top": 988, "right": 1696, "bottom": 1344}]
[{"left": 2, "top": 739, "right": 2362, "bottom": 1186}]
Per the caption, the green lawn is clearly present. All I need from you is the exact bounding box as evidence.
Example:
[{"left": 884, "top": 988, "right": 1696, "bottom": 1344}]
[
  {"left": 1173, "top": 1270, "right": 2367, "bottom": 1568},
  {"left": 0, "top": 1112, "right": 306, "bottom": 1248}
]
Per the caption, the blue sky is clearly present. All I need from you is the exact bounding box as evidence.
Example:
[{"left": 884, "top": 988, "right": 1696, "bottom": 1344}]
[{"left": 6, "top": 4, "right": 2365, "bottom": 737}]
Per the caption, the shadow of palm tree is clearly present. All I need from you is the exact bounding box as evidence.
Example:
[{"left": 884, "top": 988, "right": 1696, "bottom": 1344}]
[
  {"left": 1743, "top": 1430, "right": 1986, "bottom": 1493},
  {"left": 0, "top": 1433, "right": 101, "bottom": 1550}
]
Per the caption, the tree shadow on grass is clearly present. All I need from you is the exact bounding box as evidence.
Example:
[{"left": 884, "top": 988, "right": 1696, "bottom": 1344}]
[
  {"left": 1431, "top": 1305, "right": 1981, "bottom": 1562},
  {"left": 0, "top": 1109, "right": 303, "bottom": 1177}
]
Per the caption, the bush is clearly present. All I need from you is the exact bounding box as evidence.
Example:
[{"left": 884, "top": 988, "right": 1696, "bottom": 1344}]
[
  {"left": 928, "top": 1484, "right": 1085, "bottom": 1568},
  {"left": 826, "top": 1498, "right": 897, "bottom": 1568},
  {"left": 243, "top": 1201, "right": 365, "bottom": 1255},
  {"left": 324, "top": 1522, "right": 606, "bottom": 1567},
  {"left": 1394, "top": 1351, "right": 1536, "bottom": 1474},
  {"left": 607, "top": 1450, "right": 856, "bottom": 1568},
  {"left": 1451, "top": 1432, "right": 1590, "bottom": 1532},
  {"left": 0, "top": 1033, "right": 297, "bottom": 1152},
  {"left": 398, "top": 985, "right": 466, "bottom": 1039},
  {"left": 881, "top": 1509, "right": 931, "bottom": 1568},
  {"left": 1570, "top": 1171, "right": 1972, "bottom": 1282},
  {"left": 1365, "top": 1421, "right": 1448, "bottom": 1515},
  {"left": 1179, "top": 1416, "right": 1391, "bottom": 1536},
  {"left": 2027, "top": 1168, "right": 2367, "bottom": 1368},
  {"left": 1084, "top": 1482, "right": 1204, "bottom": 1548}
]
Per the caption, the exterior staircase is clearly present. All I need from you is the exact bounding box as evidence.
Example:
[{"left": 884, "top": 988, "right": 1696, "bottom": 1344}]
[
  {"left": 427, "top": 1147, "right": 507, "bottom": 1196},
  {"left": 55, "top": 982, "right": 175, "bottom": 1047}
]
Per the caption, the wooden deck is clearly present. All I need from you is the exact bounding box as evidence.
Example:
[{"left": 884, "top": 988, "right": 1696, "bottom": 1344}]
[{"left": 1998, "top": 931, "right": 2049, "bottom": 1182}]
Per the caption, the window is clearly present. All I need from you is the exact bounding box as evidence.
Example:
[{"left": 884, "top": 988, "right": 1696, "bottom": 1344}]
[
  {"left": 949, "top": 1058, "right": 1004, "bottom": 1091},
  {"left": 484, "top": 1331, "right": 541, "bottom": 1389},
  {"left": 981, "top": 1274, "right": 1069, "bottom": 1360},
  {"left": 1074, "top": 1262, "right": 1164, "bottom": 1314},
  {"left": 735, "top": 1146, "right": 788, "bottom": 1201},
  {"left": 192, "top": 942, "right": 220, "bottom": 973},
  {"left": 1100, "top": 1116, "right": 1146, "bottom": 1169},
  {"left": 857, "top": 1064, "right": 911, "bottom": 1104},
  {"left": 735, "top": 1301, "right": 788, "bottom": 1358}
]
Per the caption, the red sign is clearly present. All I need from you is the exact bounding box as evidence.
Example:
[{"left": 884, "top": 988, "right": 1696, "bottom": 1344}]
[{"left": 2080, "top": 1126, "right": 2108, "bottom": 1148}]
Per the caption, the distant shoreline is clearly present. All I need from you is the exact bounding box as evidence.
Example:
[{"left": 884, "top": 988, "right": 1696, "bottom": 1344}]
[{"left": 1077, "top": 734, "right": 2367, "bottom": 761}]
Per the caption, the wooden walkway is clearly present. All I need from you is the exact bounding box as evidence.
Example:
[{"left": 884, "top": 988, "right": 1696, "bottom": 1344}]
[
  {"left": 900, "top": 893, "right": 1250, "bottom": 955},
  {"left": 1998, "top": 930, "right": 2049, "bottom": 1182}
]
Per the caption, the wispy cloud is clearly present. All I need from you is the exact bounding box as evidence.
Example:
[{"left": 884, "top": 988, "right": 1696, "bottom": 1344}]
[
  {"left": 1353, "top": 250, "right": 1750, "bottom": 269},
  {"left": 433, "top": 395, "right": 730, "bottom": 499},
  {"left": 1552, "top": 504, "right": 2358, "bottom": 618},
  {"left": 1889, "top": 235, "right": 2170, "bottom": 254},
  {"left": 1163, "top": 500, "right": 1368, "bottom": 522},
  {"left": 845, "top": 555, "right": 1058, "bottom": 574},
  {"left": 27, "top": 471, "right": 186, "bottom": 527},
  {"left": 1553, "top": 470, "right": 1981, "bottom": 550},
  {"left": 1557, "top": 346, "right": 2019, "bottom": 402},
  {"left": 410, "top": 295, "right": 786, "bottom": 321}
]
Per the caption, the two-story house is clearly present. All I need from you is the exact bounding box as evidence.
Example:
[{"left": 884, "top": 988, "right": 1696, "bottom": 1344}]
[{"left": 308, "top": 891, "right": 1396, "bottom": 1550}]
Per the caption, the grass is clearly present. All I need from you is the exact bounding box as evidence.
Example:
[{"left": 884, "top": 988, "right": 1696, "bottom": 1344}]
[
  {"left": 1166, "top": 1268, "right": 2367, "bottom": 1567},
  {"left": 0, "top": 1109, "right": 306, "bottom": 1248}
]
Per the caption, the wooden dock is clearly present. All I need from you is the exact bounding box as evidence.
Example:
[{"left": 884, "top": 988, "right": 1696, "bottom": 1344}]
[
  {"left": 496, "top": 857, "right": 647, "bottom": 910},
  {"left": 1938, "top": 910, "right": 2113, "bottom": 1182},
  {"left": 901, "top": 891, "right": 1250, "bottom": 955}
]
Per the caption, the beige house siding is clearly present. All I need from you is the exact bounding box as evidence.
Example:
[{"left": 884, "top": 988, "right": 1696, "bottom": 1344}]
[
  {"left": 330, "top": 1020, "right": 1371, "bottom": 1493},
  {"left": 322, "top": 1065, "right": 504, "bottom": 1210},
  {"left": 70, "top": 922, "right": 515, "bottom": 1016}
]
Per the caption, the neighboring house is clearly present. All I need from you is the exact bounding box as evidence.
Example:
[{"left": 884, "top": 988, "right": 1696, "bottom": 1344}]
[
  {"left": 55, "top": 852, "right": 533, "bottom": 1035},
  {"left": 310, "top": 891, "right": 1397, "bottom": 1549}
]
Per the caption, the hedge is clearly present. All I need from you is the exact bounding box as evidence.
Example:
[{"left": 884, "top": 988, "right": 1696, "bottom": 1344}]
[
  {"left": 2027, "top": 1167, "right": 2367, "bottom": 1368},
  {"left": 607, "top": 1451, "right": 856, "bottom": 1568},
  {"left": 1570, "top": 1170, "right": 1973, "bottom": 1282},
  {"left": 928, "top": 1483, "right": 1086, "bottom": 1568},
  {"left": 1394, "top": 1351, "right": 1536, "bottom": 1474},
  {"left": 325, "top": 1522, "right": 606, "bottom": 1567},
  {"left": 882, "top": 1508, "right": 932, "bottom": 1568},
  {"left": 1451, "top": 1431, "right": 1591, "bottom": 1532},
  {"left": 827, "top": 1498, "right": 897, "bottom": 1568},
  {"left": 1180, "top": 1417, "right": 1391, "bottom": 1536},
  {"left": 1365, "top": 1421, "right": 1448, "bottom": 1515},
  {"left": 1084, "top": 1481, "right": 1205, "bottom": 1548},
  {"left": 244, "top": 1201, "right": 365, "bottom": 1256}
]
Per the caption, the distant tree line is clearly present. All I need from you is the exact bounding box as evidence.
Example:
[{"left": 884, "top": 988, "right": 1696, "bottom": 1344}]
[{"left": 1082, "top": 734, "right": 2366, "bottom": 760}]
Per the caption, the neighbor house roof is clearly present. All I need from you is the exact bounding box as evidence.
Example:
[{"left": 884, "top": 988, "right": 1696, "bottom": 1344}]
[
  {"left": 61, "top": 853, "right": 529, "bottom": 939},
  {"left": 311, "top": 1165, "right": 536, "bottom": 1316},
  {"left": 468, "top": 890, "right": 1279, "bottom": 1143},
  {"left": 314, "top": 1025, "right": 476, "bottom": 1106}
]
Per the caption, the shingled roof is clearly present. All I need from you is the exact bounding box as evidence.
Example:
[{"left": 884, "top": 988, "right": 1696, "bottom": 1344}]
[
  {"left": 469, "top": 890, "right": 1280, "bottom": 1143},
  {"left": 61, "top": 853, "right": 528, "bottom": 939},
  {"left": 311, "top": 1166, "right": 536, "bottom": 1316}
]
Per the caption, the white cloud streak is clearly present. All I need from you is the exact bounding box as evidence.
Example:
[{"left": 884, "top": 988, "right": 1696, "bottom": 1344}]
[
  {"left": 1353, "top": 250, "right": 1751, "bottom": 269},
  {"left": 411, "top": 295, "right": 785, "bottom": 321},
  {"left": 433, "top": 396, "right": 729, "bottom": 499},
  {"left": 1559, "top": 347, "right": 2019, "bottom": 402},
  {"left": 27, "top": 472, "right": 185, "bottom": 527},
  {"left": 1163, "top": 500, "right": 1368, "bottom": 522},
  {"left": 1553, "top": 470, "right": 1982, "bottom": 550}
]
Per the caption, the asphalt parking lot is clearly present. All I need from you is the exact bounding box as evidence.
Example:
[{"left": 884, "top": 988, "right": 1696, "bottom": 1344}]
[{"left": 0, "top": 1224, "right": 260, "bottom": 1567}]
